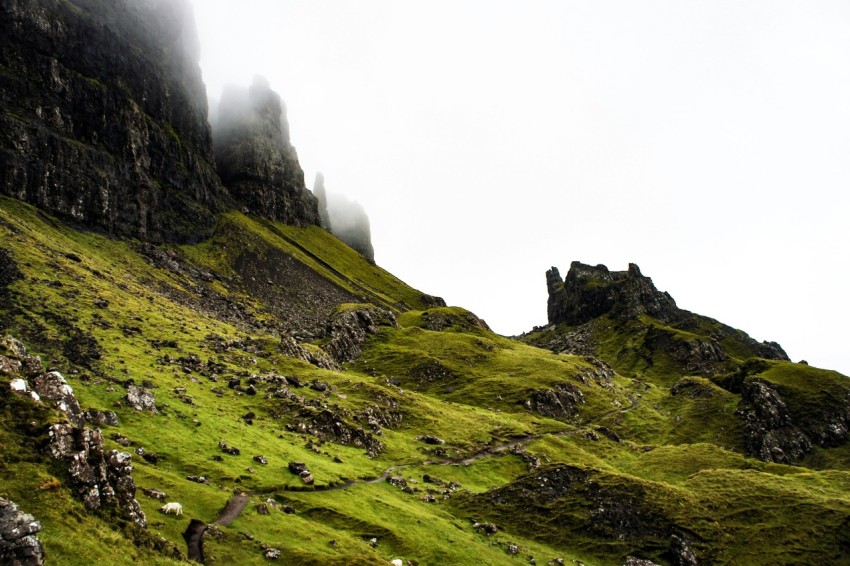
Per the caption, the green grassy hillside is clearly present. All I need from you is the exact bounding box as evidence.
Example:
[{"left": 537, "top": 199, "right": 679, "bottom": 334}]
[{"left": 2, "top": 197, "right": 850, "bottom": 565}]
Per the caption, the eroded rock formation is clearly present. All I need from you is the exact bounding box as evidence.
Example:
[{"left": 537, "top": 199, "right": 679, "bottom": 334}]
[
  {"left": 737, "top": 380, "right": 813, "bottom": 464},
  {"left": 213, "top": 76, "right": 320, "bottom": 225},
  {"left": 547, "top": 262, "right": 679, "bottom": 326},
  {"left": 0, "top": 0, "right": 224, "bottom": 242},
  {"left": 0, "top": 498, "right": 44, "bottom": 566}
]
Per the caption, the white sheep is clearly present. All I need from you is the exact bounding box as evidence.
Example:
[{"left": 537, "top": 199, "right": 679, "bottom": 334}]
[{"left": 160, "top": 502, "right": 183, "bottom": 515}]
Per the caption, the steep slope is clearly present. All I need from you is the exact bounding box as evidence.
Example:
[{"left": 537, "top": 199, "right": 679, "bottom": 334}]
[
  {"left": 4, "top": 204, "right": 850, "bottom": 564},
  {"left": 3, "top": 2, "right": 850, "bottom": 564}
]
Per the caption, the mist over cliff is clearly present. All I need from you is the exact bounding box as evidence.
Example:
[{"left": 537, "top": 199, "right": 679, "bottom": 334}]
[
  {"left": 211, "top": 76, "right": 320, "bottom": 226},
  {"left": 313, "top": 172, "right": 375, "bottom": 262},
  {"left": 0, "top": 0, "right": 224, "bottom": 242}
]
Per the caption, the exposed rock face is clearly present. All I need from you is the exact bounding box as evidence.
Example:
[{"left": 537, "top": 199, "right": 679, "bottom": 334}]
[
  {"left": 526, "top": 383, "right": 584, "bottom": 419},
  {"left": 531, "top": 261, "right": 790, "bottom": 378},
  {"left": 313, "top": 172, "right": 374, "bottom": 261},
  {"left": 126, "top": 384, "right": 157, "bottom": 413},
  {"left": 48, "top": 424, "right": 147, "bottom": 527},
  {"left": 322, "top": 305, "right": 397, "bottom": 365},
  {"left": 547, "top": 262, "right": 679, "bottom": 326},
  {"left": 213, "top": 76, "right": 319, "bottom": 226},
  {"left": 0, "top": 0, "right": 224, "bottom": 242},
  {"left": 0, "top": 498, "right": 44, "bottom": 566},
  {"left": 737, "top": 380, "right": 812, "bottom": 464},
  {"left": 31, "top": 370, "right": 82, "bottom": 424},
  {"left": 644, "top": 327, "right": 728, "bottom": 376}
]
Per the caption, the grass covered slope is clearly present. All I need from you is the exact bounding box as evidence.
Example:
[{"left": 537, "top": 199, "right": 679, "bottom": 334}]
[{"left": 2, "top": 198, "right": 850, "bottom": 564}]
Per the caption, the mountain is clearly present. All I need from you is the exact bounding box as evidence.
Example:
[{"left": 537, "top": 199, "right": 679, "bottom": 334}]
[
  {"left": 2, "top": 2, "right": 850, "bottom": 566},
  {"left": 313, "top": 172, "right": 375, "bottom": 262}
]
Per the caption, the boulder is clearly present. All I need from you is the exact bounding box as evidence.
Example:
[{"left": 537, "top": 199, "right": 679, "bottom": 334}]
[
  {"left": 126, "top": 385, "right": 157, "bottom": 413},
  {"left": 47, "top": 424, "right": 146, "bottom": 527},
  {"left": 83, "top": 409, "right": 119, "bottom": 427},
  {"left": 0, "top": 498, "right": 44, "bottom": 565},
  {"left": 526, "top": 383, "right": 584, "bottom": 419},
  {"left": 288, "top": 462, "right": 309, "bottom": 475},
  {"left": 31, "top": 371, "right": 82, "bottom": 423}
]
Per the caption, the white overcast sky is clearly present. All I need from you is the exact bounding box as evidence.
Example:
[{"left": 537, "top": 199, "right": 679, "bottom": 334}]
[{"left": 191, "top": 1, "right": 850, "bottom": 376}]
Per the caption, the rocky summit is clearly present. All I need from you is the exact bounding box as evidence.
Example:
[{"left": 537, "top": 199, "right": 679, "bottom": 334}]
[
  {"left": 213, "top": 77, "right": 320, "bottom": 227},
  {"left": 1, "top": 2, "right": 850, "bottom": 566}
]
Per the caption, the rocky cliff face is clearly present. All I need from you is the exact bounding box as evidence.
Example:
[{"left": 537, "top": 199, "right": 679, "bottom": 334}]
[
  {"left": 0, "top": 0, "right": 225, "bottom": 242},
  {"left": 213, "top": 77, "right": 320, "bottom": 226},
  {"left": 547, "top": 262, "right": 680, "bottom": 326},
  {"left": 313, "top": 172, "right": 374, "bottom": 261}
]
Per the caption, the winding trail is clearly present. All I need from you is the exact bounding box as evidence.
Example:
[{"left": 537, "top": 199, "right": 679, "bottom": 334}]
[
  {"left": 286, "top": 393, "right": 640, "bottom": 492},
  {"left": 181, "top": 394, "right": 640, "bottom": 561}
]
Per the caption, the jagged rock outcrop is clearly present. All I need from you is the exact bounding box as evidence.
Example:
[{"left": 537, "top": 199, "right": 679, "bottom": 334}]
[
  {"left": 48, "top": 424, "right": 147, "bottom": 527},
  {"left": 31, "top": 370, "right": 82, "bottom": 424},
  {"left": 0, "top": 0, "right": 224, "bottom": 242},
  {"left": 0, "top": 498, "right": 44, "bottom": 565},
  {"left": 322, "top": 305, "right": 397, "bottom": 364},
  {"left": 313, "top": 172, "right": 374, "bottom": 261},
  {"left": 288, "top": 409, "right": 384, "bottom": 457},
  {"left": 547, "top": 262, "right": 679, "bottom": 326},
  {"left": 3, "top": 335, "right": 147, "bottom": 527},
  {"left": 530, "top": 262, "right": 789, "bottom": 377},
  {"left": 737, "top": 380, "right": 813, "bottom": 464},
  {"left": 525, "top": 383, "right": 585, "bottom": 419},
  {"left": 213, "top": 76, "right": 320, "bottom": 225}
]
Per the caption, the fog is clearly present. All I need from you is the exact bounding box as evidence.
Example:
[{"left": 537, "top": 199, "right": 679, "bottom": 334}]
[
  {"left": 314, "top": 172, "right": 375, "bottom": 262},
  {"left": 191, "top": 1, "right": 850, "bottom": 376}
]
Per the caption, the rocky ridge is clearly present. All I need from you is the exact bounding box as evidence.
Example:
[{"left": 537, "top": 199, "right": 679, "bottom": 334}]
[{"left": 533, "top": 261, "right": 789, "bottom": 377}]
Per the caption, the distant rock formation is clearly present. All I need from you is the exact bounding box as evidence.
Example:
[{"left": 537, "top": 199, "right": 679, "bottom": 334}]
[
  {"left": 531, "top": 261, "right": 789, "bottom": 377},
  {"left": 313, "top": 172, "right": 375, "bottom": 261},
  {"left": 0, "top": 0, "right": 224, "bottom": 242},
  {"left": 213, "top": 77, "right": 320, "bottom": 226},
  {"left": 547, "top": 262, "right": 679, "bottom": 326}
]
